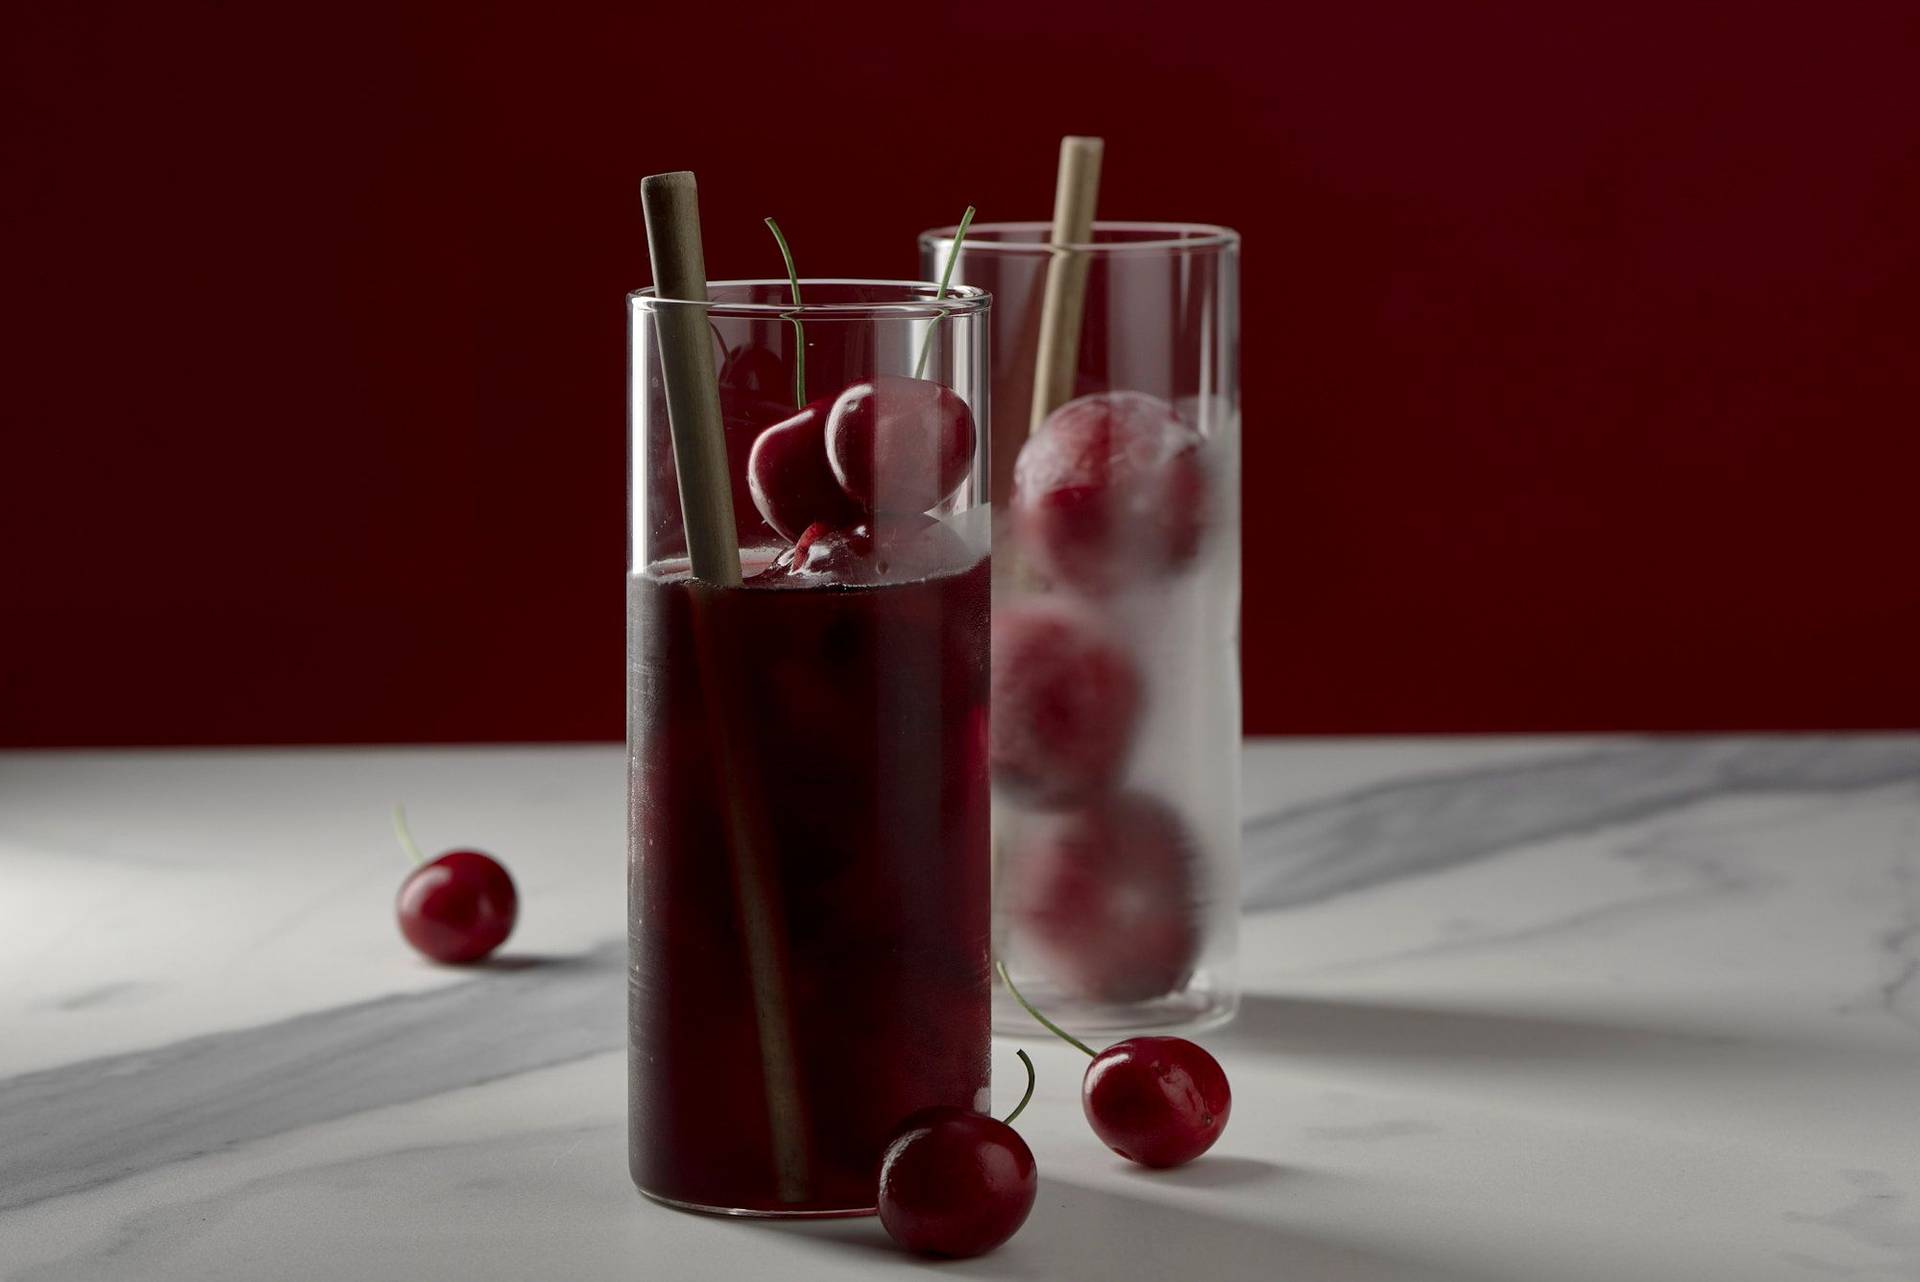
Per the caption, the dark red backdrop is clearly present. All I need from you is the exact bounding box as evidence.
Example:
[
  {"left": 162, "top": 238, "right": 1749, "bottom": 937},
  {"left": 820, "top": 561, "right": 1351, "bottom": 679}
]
[{"left": 4, "top": 2, "right": 1918, "bottom": 746}]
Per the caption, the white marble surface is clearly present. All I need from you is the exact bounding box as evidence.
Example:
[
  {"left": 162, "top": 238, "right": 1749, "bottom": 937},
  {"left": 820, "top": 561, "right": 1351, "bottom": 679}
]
[{"left": 2, "top": 737, "right": 1919, "bottom": 1280}]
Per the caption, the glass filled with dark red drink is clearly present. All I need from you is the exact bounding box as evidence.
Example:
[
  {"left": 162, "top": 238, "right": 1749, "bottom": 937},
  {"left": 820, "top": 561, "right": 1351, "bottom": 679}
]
[{"left": 628, "top": 281, "right": 992, "bottom": 1216}]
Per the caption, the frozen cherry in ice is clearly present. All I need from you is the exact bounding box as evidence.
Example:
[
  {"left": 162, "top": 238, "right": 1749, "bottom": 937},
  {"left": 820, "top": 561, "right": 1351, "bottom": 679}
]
[
  {"left": 990, "top": 600, "right": 1141, "bottom": 808},
  {"left": 392, "top": 808, "right": 517, "bottom": 965},
  {"left": 1011, "top": 793, "right": 1200, "bottom": 1004},
  {"left": 1012, "top": 391, "right": 1206, "bottom": 593},
  {"left": 826, "top": 375, "right": 976, "bottom": 514},
  {"left": 747, "top": 397, "right": 863, "bottom": 542},
  {"left": 1082, "top": 1036, "right": 1231, "bottom": 1168}
]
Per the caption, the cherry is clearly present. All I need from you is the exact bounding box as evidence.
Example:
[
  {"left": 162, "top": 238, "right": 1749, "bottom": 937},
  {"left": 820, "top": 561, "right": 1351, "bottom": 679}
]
[
  {"left": 1009, "top": 793, "right": 1200, "bottom": 1003},
  {"left": 826, "top": 375, "right": 976, "bottom": 515},
  {"left": 999, "top": 963, "right": 1231, "bottom": 1170},
  {"left": 751, "top": 514, "right": 973, "bottom": 588},
  {"left": 1082, "top": 1037, "right": 1230, "bottom": 1167},
  {"left": 990, "top": 599, "right": 1141, "bottom": 808},
  {"left": 644, "top": 383, "right": 782, "bottom": 547},
  {"left": 1011, "top": 391, "right": 1206, "bottom": 593},
  {"left": 392, "top": 805, "right": 517, "bottom": 964},
  {"left": 746, "top": 397, "right": 864, "bottom": 542},
  {"left": 878, "top": 1110, "right": 1036, "bottom": 1256},
  {"left": 741, "top": 215, "right": 867, "bottom": 543},
  {"left": 878, "top": 1051, "right": 1037, "bottom": 1258}
]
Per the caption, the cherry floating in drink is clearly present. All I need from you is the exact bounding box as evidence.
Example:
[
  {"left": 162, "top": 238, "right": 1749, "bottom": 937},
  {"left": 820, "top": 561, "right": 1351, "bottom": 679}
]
[
  {"left": 1009, "top": 792, "right": 1202, "bottom": 1004},
  {"left": 826, "top": 375, "right": 977, "bottom": 515},
  {"left": 644, "top": 383, "right": 786, "bottom": 546},
  {"left": 1011, "top": 390, "right": 1207, "bottom": 593},
  {"left": 989, "top": 598, "right": 1141, "bottom": 808},
  {"left": 747, "top": 397, "right": 863, "bottom": 541}
]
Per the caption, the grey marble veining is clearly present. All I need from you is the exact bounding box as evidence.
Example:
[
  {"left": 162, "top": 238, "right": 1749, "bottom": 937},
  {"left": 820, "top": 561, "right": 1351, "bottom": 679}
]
[
  {"left": 1243, "top": 736, "right": 1920, "bottom": 910},
  {"left": 1859, "top": 854, "right": 1920, "bottom": 1035},
  {"left": 1781, "top": 1171, "right": 1920, "bottom": 1279},
  {"left": 3, "top": 740, "right": 1919, "bottom": 1282},
  {"left": 0, "top": 941, "right": 622, "bottom": 1214}
]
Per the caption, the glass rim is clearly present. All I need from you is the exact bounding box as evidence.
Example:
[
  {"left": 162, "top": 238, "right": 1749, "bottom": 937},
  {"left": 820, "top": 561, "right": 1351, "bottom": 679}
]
[
  {"left": 629, "top": 279, "right": 991, "bottom": 318},
  {"left": 918, "top": 220, "right": 1240, "bottom": 256}
]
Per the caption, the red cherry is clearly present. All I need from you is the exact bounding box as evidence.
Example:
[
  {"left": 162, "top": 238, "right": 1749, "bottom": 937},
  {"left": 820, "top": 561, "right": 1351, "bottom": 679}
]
[
  {"left": 1011, "top": 391, "right": 1206, "bottom": 593},
  {"left": 1011, "top": 793, "right": 1201, "bottom": 1004},
  {"left": 747, "top": 397, "right": 864, "bottom": 543},
  {"left": 990, "top": 600, "right": 1141, "bottom": 808},
  {"left": 647, "top": 385, "right": 783, "bottom": 547},
  {"left": 752, "top": 515, "right": 973, "bottom": 588},
  {"left": 396, "top": 850, "right": 517, "bottom": 964},
  {"left": 997, "top": 963, "right": 1233, "bottom": 1173},
  {"left": 825, "top": 375, "right": 976, "bottom": 515},
  {"left": 877, "top": 1107, "right": 1037, "bottom": 1257},
  {"left": 1082, "top": 1037, "right": 1231, "bottom": 1168}
]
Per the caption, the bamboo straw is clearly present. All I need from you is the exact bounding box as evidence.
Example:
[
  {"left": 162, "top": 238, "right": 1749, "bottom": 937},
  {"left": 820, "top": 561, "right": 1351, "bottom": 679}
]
[
  {"left": 1028, "top": 136, "right": 1104, "bottom": 433},
  {"left": 640, "top": 171, "right": 808, "bottom": 1203},
  {"left": 640, "top": 171, "right": 741, "bottom": 587}
]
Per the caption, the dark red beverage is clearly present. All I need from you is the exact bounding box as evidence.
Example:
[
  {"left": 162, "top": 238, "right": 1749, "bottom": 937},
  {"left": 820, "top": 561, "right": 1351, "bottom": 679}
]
[{"left": 627, "top": 552, "right": 991, "bottom": 1215}]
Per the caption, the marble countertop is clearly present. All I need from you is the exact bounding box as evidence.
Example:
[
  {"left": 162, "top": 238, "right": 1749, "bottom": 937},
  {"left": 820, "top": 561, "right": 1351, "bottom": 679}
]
[{"left": 3, "top": 737, "right": 1918, "bottom": 1281}]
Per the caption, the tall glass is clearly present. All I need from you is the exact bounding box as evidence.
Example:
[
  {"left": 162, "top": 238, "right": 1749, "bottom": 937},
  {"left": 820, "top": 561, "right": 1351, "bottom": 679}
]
[
  {"left": 920, "top": 223, "right": 1241, "bottom": 1033},
  {"left": 628, "top": 281, "right": 992, "bottom": 1216}
]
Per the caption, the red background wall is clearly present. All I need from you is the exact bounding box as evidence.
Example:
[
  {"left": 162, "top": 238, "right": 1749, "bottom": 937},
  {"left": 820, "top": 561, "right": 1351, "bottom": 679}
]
[{"left": 4, "top": 2, "right": 1918, "bottom": 746}]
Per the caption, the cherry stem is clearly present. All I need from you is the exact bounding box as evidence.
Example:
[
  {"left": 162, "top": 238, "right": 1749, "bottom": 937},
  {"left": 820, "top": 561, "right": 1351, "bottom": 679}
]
[
  {"left": 391, "top": 803, "right": 427, "bottom": 868},
  {"left": 1002, "top": 1048, "right": 1036, "bottom": 1125},
  {"left": 996, "top": 959, "right": 1097, "bottom": 1059},
  {"left": 913, "top": 204, "right": 975, "bottom": 380},
  {"left": 763, "top": 217, "right": 806, "bottom": 409}
]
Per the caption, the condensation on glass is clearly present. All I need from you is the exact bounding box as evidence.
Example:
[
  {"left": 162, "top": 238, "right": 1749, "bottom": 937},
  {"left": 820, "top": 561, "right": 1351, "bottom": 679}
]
[{"left": 920, "top": 224, "right": 1243, "bottom": 1034}]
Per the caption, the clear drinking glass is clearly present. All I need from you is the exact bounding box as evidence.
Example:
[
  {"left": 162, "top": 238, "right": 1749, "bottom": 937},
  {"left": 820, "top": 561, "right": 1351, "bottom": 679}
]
[
  {"left": 628, "top": 281, "right": 992, "bottom": 1215},
  {"left": 919, "top": 223, "right": 1242, "bottom": 1034}
]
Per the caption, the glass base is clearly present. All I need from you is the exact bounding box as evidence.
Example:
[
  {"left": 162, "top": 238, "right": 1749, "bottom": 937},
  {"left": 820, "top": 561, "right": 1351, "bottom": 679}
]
[
  {"left": 636, "top": 1186, "right": 878, "bottom": 1219},
  {"left": 992, "top": 975, "right": 1239, "bottom": 1038}
]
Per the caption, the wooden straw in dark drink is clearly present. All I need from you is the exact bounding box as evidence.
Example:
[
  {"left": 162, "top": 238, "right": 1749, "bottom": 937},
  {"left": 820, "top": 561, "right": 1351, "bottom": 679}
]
[
  {"left": 640, "top": 171, "right": 741, "bottom": 587},
  {"left": 1028, "top": 135, "right": 1104, "bottom": 433},
  {"left": 640, "top": 170, "right": 809, "bottom": 1203}
]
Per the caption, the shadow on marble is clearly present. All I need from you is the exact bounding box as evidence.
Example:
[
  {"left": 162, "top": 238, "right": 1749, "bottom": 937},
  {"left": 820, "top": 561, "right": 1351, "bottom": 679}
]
[
  {"left": 44, "top": 980, "right": 161, "bottom": 1012},
  {"left": 0, "top": 940, "right": 627, "bottom": 1213},
  {"left": 1115, "top": 1155, "right": 1289, "bottom": 1190},
  {"left": 1214, "top": 993, "right": 1765, "bottom": 1067},
  {"left": 754, "top": 1174, "right": 1505, "bottom": 1281},
  {"left": 467, "top": 951, "right": 602, "bottom": 972}
]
